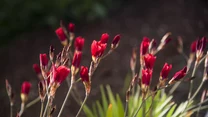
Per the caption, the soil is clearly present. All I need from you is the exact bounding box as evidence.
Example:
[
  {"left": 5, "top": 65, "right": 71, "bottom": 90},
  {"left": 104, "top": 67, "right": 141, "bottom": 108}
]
[{"left": 1, "top": 0, "right": 208, "bottom": 116}]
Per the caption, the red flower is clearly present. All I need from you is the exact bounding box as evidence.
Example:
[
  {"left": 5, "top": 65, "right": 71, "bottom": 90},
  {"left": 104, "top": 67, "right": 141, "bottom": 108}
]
[
  {"left": 52, "top": 66, "right": 70, "bottom": 84},
  {"left": 68, "top": 23, "right": 75, "bottom": 32},
  {"left": 144, "top": 54, "right": 156, "bottom": 69},
  {"left": 160, "top": 63, "right": 172, "bottom": 79},
  {"left": 164, "top": 38, "right": 172, "bottom": 44},
  {"left": 40, "top": 54, "right": 48, "bottom": 66},
  {"left": 140, "top": 37, "right": 150, "bottom": 55},
  {"left": 72, "top": 52, "right": 82, "bottom": 68},
  {"left": 169, "top": 66, "right": 187, "bottom": 84},
  {"left": 100, "top": 33, "right": 109, "bottom": 44},
  {"left": 21, "top": 81, "right": 32, "bottom": 95},
  {"left": 190, "top": 40, "right": 197, "bottom": 53},
  {"left": 80, "top": 66, "right": 89, "bottom": 82},
  {"left": 196, "top": 37, "right": 206, "bottom": 52},
  {"left": 55, "top": 27, "right": 66, "bottom": 41},
  {"left": 91, "top": 40, "right": 107, "bottom": 58},
  {"left": 74, "top": 36, "right": 85, "bottom": 51},
  {"left": 111, "top": 34, "right": 121, "bottom": 49},
  {"left": 33, "top": 64, "right": 41, "bottom": 74},
  {"left": 142, "top": 69, "right": 152, "bottom": 86}
]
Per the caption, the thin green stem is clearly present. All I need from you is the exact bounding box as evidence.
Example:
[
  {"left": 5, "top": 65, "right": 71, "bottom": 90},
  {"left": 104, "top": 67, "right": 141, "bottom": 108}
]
[
  {"left": 132, "top": 85, "right": 170, "bottom": 117},
  {"left": 196, "top": 104, "right": 202, "bottom": 117},
  {"left": 142, "top": 98, "right": 146, "bottom": 117},
  {"left": 124, "top": 101, "right": 128, "bottom": 117},
  {"left": 188, "top": 62, "right": 197, "bottom": 99},
  {"left": 19, "top": 103, "right": 25, "bottom": 117},
  {"left": 168, "top": 81, "right": 181, "bottom": 95},
  {"left": 185, "top": 98, "right": 208, "bottom": 112},
  {"left": 39, "top": 102, "right": 44, "bottom": 117},
  {"left": 10, "top": 104, "right": 13, "bottom": 117},
  {"left": 42, "top": 96, "right": 50, "bottom": 117},
  {"left": 57, "top": 82, "right": 74, "bottom": 117},
  {"left": 75, "top": 95, "right": 88, "bottom": 117},
  {"left": 181, "top": 105, "right": 208, "bottom": 116},
  {"left": 190, "top": 80, "right": 205, "bottom": 101},
  {"left": 102, "top": 49, "right": 113, "bottom": 59},
  {"left": 25, "top": 97, "right": 40, "bottom": 109}
]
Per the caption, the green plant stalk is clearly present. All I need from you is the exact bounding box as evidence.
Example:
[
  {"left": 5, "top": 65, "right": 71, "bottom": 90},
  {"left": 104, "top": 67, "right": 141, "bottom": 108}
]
[
  {"left": 188, "top": 61, "right": 198, "bottom": 99},
  {"left": 57, "top": 80, "right": 74, "bottom": 117},
  {"left": 76, "top": 95, "right": 88, "bottom": 117},
  {"left": 10, "top": 104, "right": 13, "bottom": 117},
  {"left": 142, "top": 99, "right": 146, "bottom": 117},
  {"left": 39, "top": 102, "right": 44, "bottom": 117},
  {"left": 185, "top": 98, "right": 208, "bottom": 112},
  {"left": 196, "top": 104, "right": 202, "bottom": 117},
  {"left": 189, "top": 80, "right": 205, "bottom": 101},
  {"left": 168, "top": 81, "right": 181, "bottom": 95},
  {"left": 132, "top": 99, "right": 144, "bottom": 117},
  {"left": 19, "top": 103, "right": 25, "bottom": 116},
  {"left": 124, "top": 101, "right": 128, "bottom": 117},
  {"left": 25, "top": 97, "right": 40, "bottom": 109},
  {"left": 132, "top": 85, "right": 170, "bottom": 117},
  {"left": 181, "top": 105, "right": 208, "bottom": 116},
  {"left": 42, "top": 96, "right": 51, "bottom": 117}
]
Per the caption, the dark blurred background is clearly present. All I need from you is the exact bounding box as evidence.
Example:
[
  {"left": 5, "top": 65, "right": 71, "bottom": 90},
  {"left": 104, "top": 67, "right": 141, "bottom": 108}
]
[{"left": 1, "top": 0, "right": 208, "bottom": 116}]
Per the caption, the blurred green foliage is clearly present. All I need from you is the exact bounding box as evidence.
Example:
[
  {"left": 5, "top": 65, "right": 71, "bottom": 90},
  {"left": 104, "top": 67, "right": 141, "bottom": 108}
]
[{"left": 0, "top": 0, "right": 121, "bottom": 45}]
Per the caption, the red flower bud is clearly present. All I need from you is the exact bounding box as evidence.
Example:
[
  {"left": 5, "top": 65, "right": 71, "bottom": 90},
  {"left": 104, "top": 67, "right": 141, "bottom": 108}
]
[
  {"left": 40, "top": 54, "right": 48, "bottom": 66},
  {"left": 80, "top": 66, "right": 89, "bottom": 82},
  {"left": 100, "top": 33, "right": 109, "bottom": 44},
  {"left": 68, "top": 23, "right": 75, "bottom": 32},
  {"left": 196, "top": 37, "right": 206, "bottom": 52},
  {"left": 190, "top": 40, "right": 197, "bottom": 53},
  {"left": 21, "top": 81, "right": 32, "bottom": 95},
  {"left": 144, "top": 54, "right": 156, "bottom": 69},
  {"left": 169, "top": 66, "right": 187, "bottom": 84},
  {"left": 91, "top": 40, "right": 107, "bottom": 61},
  {"left": 142, "top": 69, "right": 152, "bottom": 86},
  {"left": 52, "top": 66, "right": 70, "bottom": 84},
  {"left": 33, "top": 64, "right": 41, "bottom": 74},
  {"left": 140, "top": 37, "right": 150, "bottom": 55},
  {"left": 55, "top": 27, "right": 67, "bottom": 41},
  {"left": 74, "top": 36, "right": 85, "bottom": 51},
  {"left": 72, "top": 52, "right": 82, "bottom": 68},
  {"left": 160, "top": 63, "right": 172, "bottom": 79},
  {"left": 111, "top": 34, "right": 121, "bottom": 49}
]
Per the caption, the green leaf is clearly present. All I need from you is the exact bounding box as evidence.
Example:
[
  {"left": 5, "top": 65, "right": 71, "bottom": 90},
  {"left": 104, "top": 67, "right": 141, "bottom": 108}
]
[
  {"left": 96, "top": 101, "right": 105, "bottom": 117},
  {"left": 155, "top": 96, "right": 173, "bottom": 114},
  {"left": 101, "top": 85, "right": 108, "bottom": 113},
  {"left": 106, "top": 85, "right": 118, "bottom": 117},
  {"left": 158, "top": 102, "right": 174, "bottom": 117},
  {"left": 92, "top": 103, "right": 98, "bottom": 117},
  {"left": 83, "top": 105, "right": 95, "bottom": 117},
  {"left": 106, "top": 104, "right": 113, "bottom": 117},
  {"left": 166, "top": 104, "right": 177, "bottom": 117},
  {"left": 116, "top": 94, "right": 124, "bottom": 117},
  {"left": 172, "top": 101, "right": 188, "bottom": 117}
]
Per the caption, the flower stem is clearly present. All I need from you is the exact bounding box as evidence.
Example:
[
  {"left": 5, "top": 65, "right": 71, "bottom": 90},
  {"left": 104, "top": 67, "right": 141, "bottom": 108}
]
[
  {"left": 57, "top": 81, "right": 74, "bottom": 117},
  {"left": 124, "top": 101, "right": 128, "bottom": 117},
  {"left": 188, "top": 62, "right": 197, "bottom": 99},
  {"left": 168, "top": 81, "right": 181, "bottom": 95},
  {"left": 19, "top": 103, "right": 25, "bottom": 117},
  {"left": 190, "top": 80, "right": 205, "bottom": 101},
  {"left": 39, "top": 102, "right": 44, "bottom": 117},
  {"left": 10, "top": 104, "right": 13, "bottom": 117},
  {"left": 132, "top": 85, "right": 170, "bottom": 117},
  {"left": 75, "top": 95, "right": 88, "bottom": 117},
  {"left": 142, "top": 98, "right": 146, "bottom": 117},
  {"left": 25, "top": 97, "right": 40, "bottom": 109},
  {"left": 42, "top": 96, "right": 50, "bottom": 117}
]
